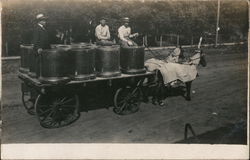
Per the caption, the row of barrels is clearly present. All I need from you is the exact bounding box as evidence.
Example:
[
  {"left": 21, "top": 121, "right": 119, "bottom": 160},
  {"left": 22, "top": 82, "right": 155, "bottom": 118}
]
[{"left": 19, "top": 43, "right": 146, "bottom": 84}]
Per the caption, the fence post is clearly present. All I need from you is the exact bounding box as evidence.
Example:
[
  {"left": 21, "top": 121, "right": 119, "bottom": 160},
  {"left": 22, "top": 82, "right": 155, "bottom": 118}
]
[
  {"left": 177, "top": 35, "right": 180, "bottom": 46},
  {"left": 215, "top": 0, "right": 220, "bottom": 47},
  {"left": 160, "top": 35, "right": 162, "bottom": 47},
  {"left": 143, "top": 36, "right": 145, "bottom": 46},
  {"left": 5, "top": 42, "right": 8, "bottom": 57},
  {"left": 191, "top": 36, "right": 193, "bottom": 47}
]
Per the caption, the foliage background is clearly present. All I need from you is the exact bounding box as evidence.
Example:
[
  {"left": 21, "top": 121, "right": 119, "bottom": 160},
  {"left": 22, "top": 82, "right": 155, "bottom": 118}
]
[{"left": 1, "top": 0, "right": 248, "bottom": 56}]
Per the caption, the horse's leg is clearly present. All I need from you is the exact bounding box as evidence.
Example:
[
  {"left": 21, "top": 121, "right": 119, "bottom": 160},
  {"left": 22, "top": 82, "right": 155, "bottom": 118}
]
[
  {"left": 185, "top": 81, "right": 192, "bottom": 101},
  {"left": 156, "top": 72, "right": 165, "bottom": 106}
]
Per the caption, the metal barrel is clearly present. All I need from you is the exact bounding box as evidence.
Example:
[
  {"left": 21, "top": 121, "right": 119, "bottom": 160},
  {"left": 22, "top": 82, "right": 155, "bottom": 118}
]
[
  {"left": 38, "top": 48, "right": 73, "bottom": 84},
  {"left": 95, "top": 45, "right": 121, "bottom": 78},
  {"left": 70, "top": 46, "right": 96, "bottom": 81},
  {"left": 28, "top": 49, "right": 37, "bottom": 78},
  {"left": 120, "top": 46, "right": 146, "bottom": 74},
  {"left": 19, "top": 44, "right": 33, "bottom": 74}
]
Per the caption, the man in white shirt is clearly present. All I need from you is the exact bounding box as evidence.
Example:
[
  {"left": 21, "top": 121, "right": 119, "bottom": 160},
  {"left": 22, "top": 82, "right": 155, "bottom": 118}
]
[
  {"left": 95, "top": 18, "right": 113, "bottom": 45},
  {"left": 118, "top": 17, "right": 139, "bottom": 47}
]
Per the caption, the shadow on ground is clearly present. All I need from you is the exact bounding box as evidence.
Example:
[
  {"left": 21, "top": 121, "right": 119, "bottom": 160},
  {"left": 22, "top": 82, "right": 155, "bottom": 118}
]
[{"left": 176, "top": 120, "right": 247, "bottom": 144}]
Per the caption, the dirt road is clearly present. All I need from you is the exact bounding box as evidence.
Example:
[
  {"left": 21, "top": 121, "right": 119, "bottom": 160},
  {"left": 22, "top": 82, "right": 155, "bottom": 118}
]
[{"left": 1, "top": 46, "right": 247, "bottom": 143}]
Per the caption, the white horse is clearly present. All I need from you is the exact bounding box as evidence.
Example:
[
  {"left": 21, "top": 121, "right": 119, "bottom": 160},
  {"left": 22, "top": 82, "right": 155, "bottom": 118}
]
[{"left": 144, "top": 49, "right": 207, "bottom": 105}]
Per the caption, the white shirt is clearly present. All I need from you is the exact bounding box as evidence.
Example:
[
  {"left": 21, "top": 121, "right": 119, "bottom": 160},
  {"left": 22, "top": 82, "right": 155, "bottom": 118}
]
[
  {"left": 95, "top": 24, "right": 110, "bottom": 40},
  {"left": 38, "top": 23, "right": 45, "bottom": 30},
  {"left": 118, "top": 25, "right": 132, "bottom": 42}
]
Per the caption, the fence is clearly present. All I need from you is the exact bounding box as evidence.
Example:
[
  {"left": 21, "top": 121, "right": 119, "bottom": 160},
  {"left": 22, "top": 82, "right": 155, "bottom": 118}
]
[{"left": 1, "top": 33, "right": 247, "bottom": 57}]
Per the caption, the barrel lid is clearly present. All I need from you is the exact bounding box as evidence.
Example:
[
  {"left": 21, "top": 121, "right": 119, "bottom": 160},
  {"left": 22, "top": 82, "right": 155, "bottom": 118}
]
[
  {"left": 41, "top": 48, "right": 59, "bottom": 53},
  {"left": 71, "top": 42, "right": 93, "bottom": 46},
  {"left": 50, "top": 44, "right": 71, "bottom": 49},
  {"left": 121, "top": 46, "right": 145, "bottom": 49},
  {"left": 20, "top": 44, "right": 34, "bottom": 48},
  {"left": 70, "top": 46, "right": 96, "bottom": 52},
  {"left": 97, "top": 45, "right": 120, "bottom": 51}
]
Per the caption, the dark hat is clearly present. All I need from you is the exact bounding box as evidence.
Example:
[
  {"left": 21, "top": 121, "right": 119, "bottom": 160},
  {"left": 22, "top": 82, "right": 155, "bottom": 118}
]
[
  {"left": 100, "top": 17, "right": 107, "bottom": 21},
  {"left": 36, "top": 14, "right": 47, "bottom": 21}
]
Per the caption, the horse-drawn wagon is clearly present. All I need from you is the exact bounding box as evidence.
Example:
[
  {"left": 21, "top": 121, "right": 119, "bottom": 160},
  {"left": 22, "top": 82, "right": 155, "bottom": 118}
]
[
  {"left": 18, "top": 40, "right": 206, "bottom": 129},
  {"left": 19, "top": 43, "right": 157, "bottom": 128}
]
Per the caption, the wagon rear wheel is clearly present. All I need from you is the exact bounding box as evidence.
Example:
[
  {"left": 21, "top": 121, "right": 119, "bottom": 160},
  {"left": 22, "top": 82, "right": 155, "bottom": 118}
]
[
  {"left": 22, "top": 90, "right": 37, "bottom": 115},
  {"left": 35, "top": 93, "right": 80, "bottom": 129},
  {"left": 113, "top": 87, "right": 141, "bottom": 115}
]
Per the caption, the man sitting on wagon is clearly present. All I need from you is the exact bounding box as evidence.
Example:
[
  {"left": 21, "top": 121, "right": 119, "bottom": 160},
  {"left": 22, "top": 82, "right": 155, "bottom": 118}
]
[
  {"left": 95, "top": 18, "right": 114, "bottom": 46},
  {"left": 118, "top": 17, "right": 139, "bottom": 47}
]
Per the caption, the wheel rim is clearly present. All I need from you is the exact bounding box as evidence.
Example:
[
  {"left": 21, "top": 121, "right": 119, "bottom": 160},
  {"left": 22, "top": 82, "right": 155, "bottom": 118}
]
[
  {"left": 113, "top": 87, "right": 141, "bottom": 115},
  {"left": 22, "top": 91, "right": 36, "bottom": 115},
  {"left": 35, "top": 93, "right": 80, "bottom": 128}
]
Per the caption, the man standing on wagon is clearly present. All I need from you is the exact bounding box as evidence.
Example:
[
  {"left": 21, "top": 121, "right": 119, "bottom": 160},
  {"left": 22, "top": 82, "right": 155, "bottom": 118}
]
[
  {"left": 118, "top": 17, "right": 139, "bottom": 47},
  {"left": 33, "top": 13, "right": 50, "bottom": 54},
  {"left": 32, "top": 13, "right": 50, "bottom": 78}
]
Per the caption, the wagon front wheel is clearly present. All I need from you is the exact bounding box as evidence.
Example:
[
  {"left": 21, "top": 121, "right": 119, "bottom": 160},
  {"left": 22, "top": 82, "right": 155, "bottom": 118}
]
[
  {"left": 113, "top": 87, "right": 141, "bottom": 115},
  {"left": 35, "top": 93, "right": 80, "bottom": 129}
]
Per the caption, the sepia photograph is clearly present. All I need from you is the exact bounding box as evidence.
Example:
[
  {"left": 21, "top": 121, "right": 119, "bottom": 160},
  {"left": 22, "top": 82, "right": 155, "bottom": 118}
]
[{"left": 0, "top": 0, "right": 249, "bottom": 159}]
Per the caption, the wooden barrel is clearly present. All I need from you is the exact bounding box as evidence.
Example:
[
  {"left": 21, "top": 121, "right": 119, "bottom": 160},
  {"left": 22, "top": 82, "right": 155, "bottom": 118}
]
[
  {"left": 19, "top": 44, "right": 33, "bottom": 74},
  {"left": 95, "top": 45, "right": 121, "bottom": 78},
  {"left": 120, "top": 46, "right": 146, "bottom": 74},
  {"left": 70, "top": 46, "right": 96, "bottom": 81},
  {"left": 38, "top": 48, "right": 73, "bottom": 84}
]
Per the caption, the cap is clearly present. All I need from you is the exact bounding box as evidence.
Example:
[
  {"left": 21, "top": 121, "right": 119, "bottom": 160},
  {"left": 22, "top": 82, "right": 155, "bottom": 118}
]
[{"left": 36, "top": 14, "right": 47, "bottom": 21}]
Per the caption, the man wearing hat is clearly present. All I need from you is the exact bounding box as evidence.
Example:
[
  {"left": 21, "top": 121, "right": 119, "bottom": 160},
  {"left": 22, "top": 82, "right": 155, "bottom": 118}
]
[
  {"left": 118, "top": 17, "right": 139, "bottom": 47},
  {"left": 95, "top": 18, "right": 113, "bottom": 45},
  {"left": 32, "top": 13, "right": 50, "bottom": 78},
  {"left": 33, "top": 13, "right": 50, "bottom": 54}
]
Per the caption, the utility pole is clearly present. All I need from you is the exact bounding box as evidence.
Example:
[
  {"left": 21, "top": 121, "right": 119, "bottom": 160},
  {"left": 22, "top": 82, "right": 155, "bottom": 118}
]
[{"left": 215, "top": 0, "right": 220, "bottom": 47}]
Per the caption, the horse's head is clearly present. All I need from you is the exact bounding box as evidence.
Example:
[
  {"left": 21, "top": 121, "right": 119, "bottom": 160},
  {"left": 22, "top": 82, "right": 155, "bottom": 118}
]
[
  {"left": 199, "top": 50, "right": 207, "bottom": 67},
  {"left": 190, "top": 50, "right": 207, "bottom": 67}
]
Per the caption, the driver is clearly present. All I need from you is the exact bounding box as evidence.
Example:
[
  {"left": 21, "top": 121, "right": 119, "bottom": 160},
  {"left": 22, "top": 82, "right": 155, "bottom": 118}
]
[{"left": 118, "top": 17, "right": 139, "bottom": 47}]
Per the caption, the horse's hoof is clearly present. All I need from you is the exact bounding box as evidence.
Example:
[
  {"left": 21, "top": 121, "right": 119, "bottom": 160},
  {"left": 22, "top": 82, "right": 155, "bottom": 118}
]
[
  {"left": 185, "top": 97, "right": 191, "bottom": 101},
  {"left": 158, "top": 101, "right": 165, "bottom": 107}
]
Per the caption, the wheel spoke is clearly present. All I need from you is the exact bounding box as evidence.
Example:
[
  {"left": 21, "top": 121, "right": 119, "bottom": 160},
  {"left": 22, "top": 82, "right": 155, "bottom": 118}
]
[
  {"left": 38, "top": 108, "right": 52, "bottom": 116},
  {"left": 117, "top": 99, "right": 126, "bottom": 105},
  {"left": 119, "top": 102, "right": 128, "bottom": 112},
  {"left": 37, "top": 105, "right": 53, "bottom": 109},
  {"left": 60, "top": 98, "right": 74, "bottom": 105},
  {"left": 60, "top": 105, "right": 77, "bottom": 108},
  {"left": 41, "top": 110, "right": 54, "bottom": 121}
]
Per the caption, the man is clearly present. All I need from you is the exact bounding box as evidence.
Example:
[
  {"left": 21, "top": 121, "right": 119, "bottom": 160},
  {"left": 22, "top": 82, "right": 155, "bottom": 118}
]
[
  {"left": 33, "top": 13, "right": 50, "bottom": 54},
  {"left": 164, "top": 47, "right": 181, "bottom": 63},
  {"left": 32, "top": 13, "right": 50, "bottom": 78},
  {"left": 118, "top": 17, "right": 139, "bottom": 47},
  {"left": 87, "top": 20, "right": 96, "bottom": 43},
  {"left": 95, "top": 18, "right": 113, "bottom": 45}
]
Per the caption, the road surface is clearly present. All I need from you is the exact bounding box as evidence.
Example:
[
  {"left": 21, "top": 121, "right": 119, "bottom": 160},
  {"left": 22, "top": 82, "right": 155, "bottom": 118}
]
[{"left": 1, "top": 45, "right": 247, "bottom": 143}]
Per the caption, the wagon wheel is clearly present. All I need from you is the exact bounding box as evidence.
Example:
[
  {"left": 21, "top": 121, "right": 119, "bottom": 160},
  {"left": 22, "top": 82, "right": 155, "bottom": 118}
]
[
  {"left": 22, "top": 91, "right": 37, "bottom": 115},
  {"left": 113, "top": 87, "right": 142, "bottom": 115},
  {"left": 35, "top": 93, "right": 80, "bottom": 129}
]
